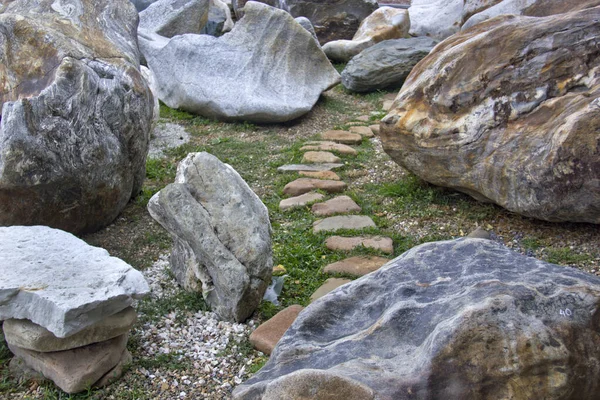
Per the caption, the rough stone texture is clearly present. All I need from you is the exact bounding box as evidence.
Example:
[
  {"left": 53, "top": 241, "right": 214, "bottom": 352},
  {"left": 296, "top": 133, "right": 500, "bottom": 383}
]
[
  {"left": 283, "top": 179, "right": 347, "bottom": 197},
  {"left": 325, "top": 235, "right": 394, "bottom": 253},
  {"left": 139, "top": 2, "right": 340, "bottom": 123},
  {"left": 295, "top": 16, "right": 319, "bottom": 44},
  {"left": 8, "top": 334, "right": 128, "bottom": 394},
  {"left": 250, "top": 305, "right": 304, "bottom": 355},
  {"left": 139, "top": 0, "right": 210, "bottom": 37},
  {"left": 278, "top": 163, "right": 344, "bottom": 172},
  {"left": 3, "top": 307, "right": 136, "bottom": 353},
  {"left": 234, "top": 238, "right": 600, "bottom": 400},
  {"left": 148, "top": 123, "right": 191, "bottom": 158},
  {"left": 148, "top": 152, "right": 272, "bottom": 322},
  {"left": 201, "top": 0, "right": 234, "bottom": 36},
  {"left": 93, "top": 349, "right": 132, "bottom": 388},
  {"left": 140, "top": 66, "right": 160, "bottom": 132},
  {"left": 321, "top": 130, "right": 362, "bottom": 144},
  {"left": 299, "top": 171, "right": 341, "bottom": 180},
  {"left": 0, "top": 0, "right": 154, "bottom": 234},
  {"left": 323, "top": 7, "right": 409, "bottom": 63},
  {"left": 381, "top": 9, "right": 600, "bottom": 223},
  {"left": 279, "top": 192, "right": 325, "bottom": 211},
  {"left": 302, "top": 151, "right": 341, "bottom": 164},
  {"left": 369, "top": 124, "right": 380, "bottom": 135},
  {"left": 301, "top": 141, "right": 358, "bottom": 155},
  {"left": 323, "top": 256, "right": 389, "bottom": 276},
  {"left": 341, "top": 37, "right": 437, "bottom": 92},
  {"left": 349, "top": 126, "right": 374, "bottom": 137},
  {"left": 311, "top": 195, "right": 361, "bottom": 216},
  {"left": 0, "top": 226, "right": 149, "bottom": 338},
  {"left": 130, "top": 0, "right": 159, "bottom": 11},
  {"left": 313, "top": 215, "right": 375, "bottom": 233},
  {"left": 309, "top": 278, "right": 352, "bottom": 302}
]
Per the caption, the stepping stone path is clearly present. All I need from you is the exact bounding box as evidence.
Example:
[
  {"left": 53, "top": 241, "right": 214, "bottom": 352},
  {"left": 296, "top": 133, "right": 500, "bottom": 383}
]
[
  {"left": 249, "top": 305, "right": 304, "bottom": 355},
  {"left": 349, "top": 126, "right": 375, "bottom": 138},
  {"left": 300, "top": 141, "right": 358, "bottom": 155},
  {"left": 299, "top": 171, "right": 341, "bottom": 180},
  {"left": 313, "top": 215, "right": 375, "bottom": 233},
  {"left": 277, "top": 163, "right": 343, "bottom": 172},
  {"left": 310, "top": 278, "right": 352, "bottom": 302},
  {"left": 279, "top": 192, "right": 325, "bottom": 211},
  {"left": 302, "top": 151, "right": 341, "bottom": 163},
  {"left": 312, "top": 195, "right": 361, "bottom": 216},
  {"left": 283, "top": 178, "right": 347, "bottom": 196},
  {"left": 321, "top": 130, "right": 363, "bottom": 145},
  {"left": 324, "top": 256, "right": 390, "bottom": 277},
  {"left": 369, "top": 124, "right": 380, "bottom": 135},
  {"left": 325, "top": 236, "right": 394, "bottom": 254}
]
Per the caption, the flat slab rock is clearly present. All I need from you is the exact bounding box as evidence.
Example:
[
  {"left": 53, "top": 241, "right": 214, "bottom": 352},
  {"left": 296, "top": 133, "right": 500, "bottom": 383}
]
[
  {"left": 234, "top": 238, "right": 600, "bottom": 399},
  {"left": 277, "top": 163, "right": 344, "bottom": 172},
  {"left": 323, "top": 256, "right": 389, "bottom": 276},
  {"left": 312, "top": 195, "right": 361, "bottom": 216},
  {"left": 321, "top": 130, "right": 363, "bottom": 145},
  {"left": 250, "top": 305, "right": 304, "bottom": 355},
  {"left": 349, "top": 126, "right": 374, "bottom": 138},
  {"left": 279, "top": 192, "right": 325, "bottom": 211},
  {"left": 0, "top": 226, "right": 149, "bottom": 338},
  {"left": 302, "top": 151, "right": 341, "bottom": 164},
  {"left": 299, "top": 171, "right": 341, "bottom": 180},
  {"left": 283, "top": 179, "right": 347, "bottom": 197},
  {"left": 325, "top": 235, "right": 394, "bottom": 253},
  {"left": 301, "top": 141, "right": 358, "bottom": 155},
  {"left": 309, "top": 278, "right": 352, "bottom": 302},
  {"left": 313, "top": 215, "right": 375, "bottom": 233}
]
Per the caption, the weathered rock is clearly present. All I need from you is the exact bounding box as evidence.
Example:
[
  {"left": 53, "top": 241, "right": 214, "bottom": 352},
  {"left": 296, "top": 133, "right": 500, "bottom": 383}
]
[
  {"left": 369, "top": 124, "right": 380, "bottom": 135},
  {"left": 325, "top": 235, "right": 394, "bottom": 253},
  {"left": 294, "top": 16, "right": 319, "bottom": 43},
  {"left": 467, "top": 227, "right": 491, "bottom": 239},
  {"left": 140, "top": 66, "right": 160, "bottom": 132},
  {"left": 130, "top": 0, "right": 159, "bottom": 11},
  {"left": 382, "top": 99, "right": 394, "bottom": 111},
  {"left": 148, "top": 152, "right": 272, "bottom": 322},
  {"left": 277, "top": 163, "right": 344, "bottom": 172},
  {"left": 311, "top": 195, "right": 361, "bottom": 216},
  {"left": 349, "top": 126, "right": 374, "bottom": 137},
  {"left": 381, "top": 9, "right": 600, "bottom": 223},
  {"left": 0, "top": 226, "right": 149, "bottom": 338},
  {"left": 3, "top": 307, "right": 136, "bottom": 353},
  {"left": 202, "top": 0, "right": 234, "bottom": 36},
  {"left": 299, "top": 171, "right": 341, "bottom": 180},
  {"left": 93, "top": 349, "right": 132, "bottom": 388},
  {"left": 323, "top": 256, "right": 389, "bottom": 276},
  {"left": 139, "top": 2, "right": 340, "bottom": 123},
  {"left": 148, "top": 123, "right": 191, "bottom": 158},
  {"left": 250, "top": 305, "right": 304, "bottom": 355},
  {"left": 321, "top": 130, "right": 362, "bottom": 144},
  {"left": 139, "top": 0, "right": 210, "bottom": 37},
  {"left": 234, "top": 238, "right": 600, "bottom": 400},
  {"left": 313, "top": 215, "right": 375, "bottom": 233},
  {"left": 341, "top": 37, "right": 437, "bottom": 92},
  {"left": 301, "top": 141, "right": 358, "bottom": 155},
  {"left": 309, "top": 278, "right": 352, "bottom": 302},
  {"left": 283, "top": 179, "right": 347, "bottom": 197},
  {"left": 302, "top": 151, "right": 341, "bottom": 164},
  {"left": 323, "top": 7, "right": 410, "bottom": 62},
  {"left": 279, "top": 192, "right": 325, "bottom": 211},
  {"left": 0, "top": 0, "right": 154, "bottom": 234}
]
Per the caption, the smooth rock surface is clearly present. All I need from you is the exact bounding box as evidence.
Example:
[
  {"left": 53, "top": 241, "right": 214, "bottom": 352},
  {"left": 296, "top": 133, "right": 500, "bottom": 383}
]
[
  {"left": 279, "top": 192, "right": 325, "bottom": 211},
  {"left": 369, "top": 124, "right": 380, "bottom": 135},
  {"left": 321, "top": 130, "right": 362, "bottom": 144},
  {"left": 325, "top": 235, "right": 394, "bottom": 253},
  {"left": 148, "top": 152, "right": 272, "bottom": 322},
  {"left": 283, "top": 179, "right": 347, "bottom": 197},
  {"left": 277, "top": 163, "right": 344, "bottom": 172},
  {"left": 323, "top": 256, "right": 389, "bottom": 276},
  {"left": 313, "top": 215, "right": 375, "bottom": 233},
  {"left": 139, "top": 0, "right": 210, "bottom": 37},
  {"left": 309, "top": 278, "right": 352, "bottom": 302},
  {"left": 299, "top": 171, "right": 341, "bottom": 180},
  {"left": 301, "top": 141, "right": 358, "bottom": 155},
  {"left": 311, "top": 196, "right": 361, "bottom": 216},
  {"left": 349, "top": 126, "right": 374, "bottom": 137},
  {"left": 381, "top": 9, "right": 600, "bottom": 223},
  {"left": 234, "top": 238, "right": 600, "bottom": 399},
  {"left": 249, "top": 305, "right": 304, "bottom": 355},
  {"left": 0, "top": 226, "right": 149, "bottom": 338},
  {"left": 302, "top": 151, "right": 341, "bottom": 164}
]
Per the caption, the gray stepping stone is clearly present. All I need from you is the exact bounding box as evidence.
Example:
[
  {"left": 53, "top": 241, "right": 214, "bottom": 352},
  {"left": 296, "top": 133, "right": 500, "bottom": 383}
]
[
  {"left": 249, "top": 305, "right": 304, "bottom": 355},
  {"left": 301, "top": 142, "right": 358, "bottom": 155},
  {"left": 279, "top": 192, "right": 325, "bottom": 211},
  {"left": 311, "top": 195, "right": 361, "bottom": 216},
  {"left": 283, "top": 179, "right": 347, "bottom": 197},
  {"left": 278, "top": 163, "right": 344, "bottom": 172},
  {"left": 349, "top": 126, "right": 374, "bottom": 138},
  {"left": 302, "top": 151, "right": 341, "bottom": 164},
  {"left": 299, "top": 171, "right": 341, "bottom": 180},
  {"left": 310, "top": 278, "right": 352, "bottom": 302},
  {"left": 313, "top": 215, "right": 375, "bottom": 233},
  {"left": 325, "top": 235, "right": 394, "bottom": 254},
  {"left": 321, "top": 130, "right": 362, "bottom": 145},
  {"left": 323, "top": 256, "right": 390, "bottom": 277}
]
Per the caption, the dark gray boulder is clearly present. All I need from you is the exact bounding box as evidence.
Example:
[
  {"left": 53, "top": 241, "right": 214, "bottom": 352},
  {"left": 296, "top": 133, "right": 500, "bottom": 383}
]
[
  {"left": 234, "top": 238, "right": 600, "bottom": 399},
  {"left": 139, "top": 0, "right": 210, "bottom": 38},
  {"left": 0, "top": 0, "right": 154, "bottom": 234}
]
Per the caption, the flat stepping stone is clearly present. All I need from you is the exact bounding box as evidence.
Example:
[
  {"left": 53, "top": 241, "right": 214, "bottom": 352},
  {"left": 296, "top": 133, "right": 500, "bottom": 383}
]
[
  {"left": 325, "top": 235, "right": 394, "bottom": 254},
  {"left": 382, "top": 100, "right": 394, "bottom": 111},
  {"left": 283, "top": 178, "right": 347, "bottom": 197},
  {"left": 467, "top": 227, "right": 491, "bottom": 239},
  {"left": 302, "top": 151, "right": 341, "bottom": 164},
  {"left": 321, "top": 130, "right": 362, "bottom": 145},
  {"left": 310, "top": 278, "right": 352, "bottom": 302},
  {"left": 356, "top": 115, "right": 370, "bottom": 122},
  {"left": 311, "top": 195, "right": 361, "bottom": 216},
  {"left": 369, "top": 124, "right": 380, "bottom": 135},
  {"left": 279, "top": 192, "right": 325, "bottom": 211},
  {"left": 349, "top": 126, "right": 374, "bottom": 138},
  {"left": 278, "top": 163, "right": 343, "bottom": 172},
  {"left": 383, "top": 93, "right": 396, "bottom": 101},
  {"left": 323, "top": 256, "right": 389, "bottom": 277},
  {"left": 299, "top": 171, "right": 341, "bottom": 180},
  {"left": 301, "top": 141, "right": 358, "bottom": 155},
  {"left": 249, "top": 305, "right": 304, "bottom": 355},
  {"left": 313, "top": 215, "right": 375, "bottom": 233}
]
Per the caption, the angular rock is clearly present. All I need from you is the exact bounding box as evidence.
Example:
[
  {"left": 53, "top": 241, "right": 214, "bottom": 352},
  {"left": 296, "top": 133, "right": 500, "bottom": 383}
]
[
  {"left": 321, "top": 130, "right": 363, "bottom": 145},
  {"left": 148, "top": 152, "right": 272, "bottom": 322},
  {"left": 93, "top": 349, "right": 132, "bottom": 388},
  {"left": 381, "top": 8, "right": 600, "bottom": 223},
  {"left": 130, "top": 0, "right": 159, "bottom": 11},
  {"left": 302, "top": 151, "right": 341, "bottom": 164},
  {"left": 294, "top": 17, "right": 319, "bottom": 44},
  {"left": 3, "top": 307, "right": 136, "bottom": 353},
  {"left": 301, "top": 141, "right": 358, "bottom": 155},
  {"left": 325, "top": 235, "right": 394, "bottom": 253},
  {"left": 148, "top": 122, "right": 191, "bottom": 158},
  {"left": 0, "top": 0, "right": 154, "bottom": 234},
  {"left": 139, "top": 2, "right": 340, "bottom": 123},
  {"left": 8, "top": 334, "right": 129, "bottom": 394},
  {"left": 309, "top": 278, "right": 352, "bottom": 302},
  {"left": 250, "top": 305, "right": 304, "bottom": 355},
  {"left": 299, "top": 171, "right": 341, "bottom": 180},
  {"left": 323, "top": 256, "right": 389, "bottom": 276},
  {"left": 283, "top": 179, "right": 347, "bottom": 197},
  {"left": 202, "top": 0, "right": 234, "bottom": 36},
  {"left": 0, "top": 226, "right": 149, "bottom": 338},
  {"left": 313, "top": 215, "right": 375, "bottom": 233},
  {"left": 234, "top": 238, "right": 600, "bottom": 399},
  {"left": 369, "top": 124, "right": 380, "bottom": 135},
  {"left": 279, "top": 192, "right": 325, "bottom": 211},
  {"left": 139, "top": 0, "right": 210, "bottom": 37},
  {"left": 341, "top": 37, "right": 437, "bottom": 92},
  {"left": 277, "top": 163, "right": 344, "bottom": 172},
  {"left": 311, "top": 195, "right": 361, "bottom": 216},
  {"left": 349, "top": 126, "right": 374, "bottom": 138}
]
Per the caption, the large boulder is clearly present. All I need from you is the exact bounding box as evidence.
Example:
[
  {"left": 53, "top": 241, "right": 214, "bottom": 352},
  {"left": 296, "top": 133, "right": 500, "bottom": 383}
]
[
  {"left": 139, "top": 0, "right": 210, "bottom": 38},
  {"left": 323, "top": 7, "right": 410, "bottom": 63},
  {"left": 0, "top": 0, "right": 154, "bottom": 234},
  {"left": 341, "top": 37, "right": 437, "bottom": 92},
  {"left": 380, "top": 9, "right": 600, "bottom": 223},
  {"left": 201, "top": 0, "right": 234, "bottom": 36},
  {"left": 233, "top": 238, "right": 600, "bottom": 399},
  {"left": 130, "top": 0, "right": 159, "bottom": 11},
  {"left": 139, "top": 2, "right": 340, "bottom": 123},
  {"left": 147, "top": 152, "right": 272, "bottom": 322}
]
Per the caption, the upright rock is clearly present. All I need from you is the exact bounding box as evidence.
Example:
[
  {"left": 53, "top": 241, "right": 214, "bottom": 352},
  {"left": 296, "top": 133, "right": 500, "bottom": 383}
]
[
  {"left": 202, "top": 0, "right": 235, "bottom": 36},
  {"left": 381, "top": 8, "right": 600, "bottom": 223},
  {"left": 148, "top": 152, "right": 272, "bottom": 322},
  {"left": 234, "top": 238, "right": 600, "bottom": 399},
  {"left": 139, "top": 0, "right": 210, "bottom": 37},
  {"left": 0, "top": 0, "right": 154, "bottom": 234}
]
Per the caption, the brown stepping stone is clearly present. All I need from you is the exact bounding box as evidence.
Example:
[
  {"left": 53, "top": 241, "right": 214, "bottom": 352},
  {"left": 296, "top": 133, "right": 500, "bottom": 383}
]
[
  {"left": 277, "top": 163, "right": 343, "bottom": 172},
  {"left": 356, "top": 115, "right": 370, "bottom": 122},
  {"left": 311, "top": 195, "right": 361, "bottom": 216},
  {"left": 299, "top": 171, "right": 341, "bottom": 180},
  {"left": 323, "top": 256, "right": 389, "bottom": 277},
  {"left": 383, "top": 93, "right": 396, "bottom": 101},
  {"left": 325, "top": 235, "right": 394, "bottom": 254},
  {"left": 349, "top": 126, "right": 374, "bottom": 138},
  {"left": 313, "top": 215, "right": 375, "bottom": 233},
  {"left": 302, "top": 151, "right": 341, "bottom": 164},
  {"left": 283, "top": 178, "right": 347, "bottom": 196},
  {"left": 279, "top": 192, "right": 325, "bottom": 211},
  {"left": 249, "top": 305, "right": 304, "bottom": 355},
  {"left": 321, "top": 130, "right": 362, "bottom": 145},
  {"left": 310, "top": 278, "right": 352, "bottom": 302},
  {"left": 344, "top": 121, "right": 366, "bottom": 127},
  {"left": 301, "top": 141, "right": 358, "bottom": 155},
  {"left": 369, "top": 124, "right": 380, "bottom": 135},
  {"left": 382, "top": 100, "right": 394, "bottom": 111}
]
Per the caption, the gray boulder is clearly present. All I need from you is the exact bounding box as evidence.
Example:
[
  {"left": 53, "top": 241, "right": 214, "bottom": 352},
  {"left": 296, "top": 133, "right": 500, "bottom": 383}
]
[
  {"left": 295, "top": 16, "right": 319, "bottom": 44},
  {"left": 148, "top": 152, "right": 272, "bottom": 322},
  {"left": 0, "top": 0, "right": 154, "bottom": 234},
  {"left": 139, "top": 0, "right": 210, "bottom": 38},
  {"left": 0, "top": 226, "right": 149, "bottom": 338},
  {"left": 139, "top": 2, "right": 340, "bottom": 123},
  {"left": 341, "top": 37, "right": 437, "bottom": 92},
  {"left": 234, "top": 238, "right": 600, "bottom": 399},
  {"left": 201, "top": 0, "right": 234, "bottom": 36},
  {"left": 130, "top": 0, "right": 159, "bottom": 11}
]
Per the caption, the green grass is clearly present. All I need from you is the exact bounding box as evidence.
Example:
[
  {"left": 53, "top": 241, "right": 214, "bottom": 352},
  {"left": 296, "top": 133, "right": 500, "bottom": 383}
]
[{"left": 545, "top": 247, "right": 593, "bottom": 266}]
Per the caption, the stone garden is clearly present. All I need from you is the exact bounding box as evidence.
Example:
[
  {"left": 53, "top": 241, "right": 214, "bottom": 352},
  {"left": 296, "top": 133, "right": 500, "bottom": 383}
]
[{"left": 1, "top": 0, "right": 600, "bottom": 398}]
